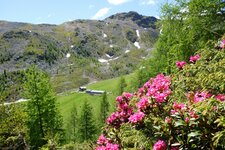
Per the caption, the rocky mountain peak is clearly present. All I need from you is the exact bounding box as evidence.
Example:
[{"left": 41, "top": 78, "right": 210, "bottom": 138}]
[{"left": 106, "top": 11, "right": 158, "bottom": 29}]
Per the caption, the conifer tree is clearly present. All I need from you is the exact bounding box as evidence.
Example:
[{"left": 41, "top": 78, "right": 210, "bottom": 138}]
[
  {"left": 67, "top": 104, "right": 78, "bottom": 143},
  {"left": 135, "top": 0, "right": 225, "bottom": 83},
  {"left": 118, "top": 76, "right": 127, "bottom": 95},
  {"left": 23, "top": 66, "right": 64, "bottom": 149},
  {"left": 100, "top": 92, "right": 109, "bottom": 124},
  {"left": 78, "top": 101, "right": 97, "bottom": 142}
]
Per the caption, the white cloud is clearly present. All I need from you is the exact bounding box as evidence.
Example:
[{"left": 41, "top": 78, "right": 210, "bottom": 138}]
[
  {"left": 140, "top": 0, "right": 157, "bottom": 5},
  {"left": 92, "top": 8, "right": 110, "bottom": 20},
  {"left": 107, "top": 0, "right": 130, "bottom": 5}
]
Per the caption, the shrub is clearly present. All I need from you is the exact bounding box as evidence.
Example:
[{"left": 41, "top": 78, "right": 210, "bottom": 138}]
[{"left": 96, "top": 38, "right": 225, "bottom": 149}]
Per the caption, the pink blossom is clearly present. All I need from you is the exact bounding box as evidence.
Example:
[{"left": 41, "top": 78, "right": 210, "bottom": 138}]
[
  {"left": 144, "top": 81, "right": 151, "bottom": 88},
  {"left": 123, "top": 92, "right": 133, "bottom": 100},
  {"left": 215, "top": 94, "right": 225, "bottom": 101},
  {"left": 154, "top": 92, "right": 168, "bottom": 103},
  {"left": 176, "top": 61, "right": 186, "bottom": 69},
  {"left": 129, "top": 112, "right": 145, "bottom": 124},
  {"left": 165, "top": 117, "right": 171, "bottom": 124},
  {"left": 106, "top": 143, "right": 119, "bottom": 150},
  {"left": 106, "top": 112, "right": 121, "bottom": 128},
  {"left": 153, "top": 140, "right": 167, "bottom": 150},
  {"left": 173, "top": 102, "right": 186, "bottom": 110},
  {"left": 119, "top": 108, "right": 132, "bottom": 120},
  {"left": 170, "top": 109, "right": 177, "bottom": 115},
  {"left": 190, "top": 54, "right": 200, "bottom": 63},
  {"left": 220, "top": 39, "right": 225, "bottom": 49},
  {"left": 96, "top": 146, "right": 106, "bottom": 150},
  {"left": 137, "top": 97, "right": 149, "bottom": 111},
  {"left": 189, "top": 110, "right": 198, "bottom": 119},
  {"left": 116, "top": 96, "right": 123, "bottom": 103},
  {"left": 117, "top": 103, "right": 129, "bottom": 110},
  {"left": 97, "top": 134, "right": 107, "bottom": 145},
  {"left": 145, "top": 74, "right": 171, "bottom": 103},
  {"left": 194, "top": 92, "right": 211, "bottom": 103},
  {"left": 138, "top": 87, "right": 145, "bottom": 93},
  {"left": 185, "top": 117, "right": 189, "bottom": 123}
]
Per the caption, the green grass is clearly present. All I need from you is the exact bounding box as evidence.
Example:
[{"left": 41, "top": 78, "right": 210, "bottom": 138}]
[{"left": 57, "top": 73, "right": 136, "bottom": 127}]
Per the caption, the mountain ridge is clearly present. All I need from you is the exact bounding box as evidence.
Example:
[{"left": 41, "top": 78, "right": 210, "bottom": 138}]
[{"left": 0, "top": 11, "right": 159, "bottom": 100}]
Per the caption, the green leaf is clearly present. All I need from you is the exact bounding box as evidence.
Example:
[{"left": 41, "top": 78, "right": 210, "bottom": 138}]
[
  {"left": 174, "top": 120, "right": 185, "bottom": 127},
  {"left": 188, "top": 131, "right": 201, "bottom": 137}
]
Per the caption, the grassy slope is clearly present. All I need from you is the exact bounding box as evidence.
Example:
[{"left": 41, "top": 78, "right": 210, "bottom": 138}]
[{"left": 57, "top": 73, "right": 135, "bottom": 127}]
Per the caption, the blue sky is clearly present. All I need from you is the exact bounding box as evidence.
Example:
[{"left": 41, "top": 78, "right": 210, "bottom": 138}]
[{"left": 0, "top": 0, "right": 173, "bottom": 24}]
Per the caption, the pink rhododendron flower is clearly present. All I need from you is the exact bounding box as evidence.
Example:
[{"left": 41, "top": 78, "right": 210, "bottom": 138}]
[
  {"left": 106, "top": 112, "right": 121, "bottom": 127},
  {"left": 96, "top": 146, "right": 106, "bottom": 150},
  {"left": 137, "top": 97, "right": 149, "bottom": 111},
  {"left": 189, "top": 110, "right": 198, "bottom": 119},
  {"left": 176, "top": 61, "right": 186, "bottom": 69},
  {"left": 128, "top": 112, "right": 145, "bottom": 124},
  {"left": 190, "top": 54, "right": 200, "bottom": 63},
  {"left": 117, "top": 102, "right": 129, "bottom": 110},
  {"left": 153, "top": 140, "right": 167, "bottom": 150},
  {"left": 145, "top": 74, "right": 171, "bottom": 103},
  {"left": 194, "top": 92, "right": 211, "bottom": 103},
  {"left": 173, "top": 102, "right": 186, "bottom": 110},
  {"left": 185, "top": 117, "right": 189, "bottom": 123},
  {"left": 123, "top": 92, "right": 133, "bottom": 100},
  {"left": 116, "top": 96, "right": 123, "bottom": 103},
  {"left": 97, "top": 134, "right": 107, "bottom": 145},
  {"left": 215, "top": 94, "right": 225, "bottom": 101},
  {"left": 106, "top": 143, "right": 119, "bottom": 150},
  {"left": 144, "top": 81, "right": 151, "bottom": 89},
  {"left": 165, "top": 117, "right": 171, "bottom": 124},
  {"left": 170, "top": 109, "right": 177, "bottom": 115},
  {"left": 220, "top": 39, "right": 225, "bottom": 49},
  {"left": 138, "top": 87, "right": 145, "bottom": 94},
  {"left": 153, "top": 92, "right": 168, "bottom": 103}
]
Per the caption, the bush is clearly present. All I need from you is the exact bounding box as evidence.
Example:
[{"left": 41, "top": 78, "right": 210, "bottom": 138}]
[{"left": 95, "top": 39, "right": 225, "bottom": 149}]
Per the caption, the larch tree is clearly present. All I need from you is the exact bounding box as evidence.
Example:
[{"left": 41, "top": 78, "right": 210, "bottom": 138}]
[
  {"left": 23, "top": 66, "right": 64, "bottom": 149},
  {"left": 78, "top": 101, "right": 97, "bottom": 142},
  {"left": 67, "top": 104, "right": 78, "bottom": 143},
  {"left": 100, "top": 91, "right": 109, "bottom": 124}
]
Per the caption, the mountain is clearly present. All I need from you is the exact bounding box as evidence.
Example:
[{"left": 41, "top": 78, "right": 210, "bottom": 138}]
[
  {"left": 0, "top": 11, "right": 159, "bottom": 100},
  {"left": 106, "top": 11, "right": 158, "bottom": 29}
]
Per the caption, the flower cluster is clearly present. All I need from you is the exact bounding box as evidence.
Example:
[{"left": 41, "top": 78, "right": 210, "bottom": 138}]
[
  {"left": 137, "top": 97, "right": 150, "bottom": 112},
  {"left": 215, "top": 94, "right": 225, "bottom": 101},
  {"left": 153, "top": 140, "right": 167, "bottom": 150},
  {"left": 176, "top": 61, "right": 186, "bottom": 69},
  {"left": 145, "top": 74, "right": 171, "bottom": 103},
  {"left": 176, "top": 54, "right": 200, "bottom": 70},
  {"left": 96, "top": 143, "right": 119, "bottom": 150},
  {"left": 96, "top": 134, "right": 119, "bottom": 150},
  {"left": 134, "top": 74, "right": 171, "bottom": 116},
  {"left": 189, "top": 54, "right": 200, "bottom": 63},
  {"left": 194, "top": 91, "right": 212, "bottom": 103},
  {"left": 170, "top": 102, "right": 187, "bottom": 115},
  {"left": 168, "top": 101, "right": 199, "bottom": 127},
  {"left": 128, "top": 112, "right": 145, "bottom": 124},
  {"left": 106, "top": 92, "right": 133, "bottom": 128}
]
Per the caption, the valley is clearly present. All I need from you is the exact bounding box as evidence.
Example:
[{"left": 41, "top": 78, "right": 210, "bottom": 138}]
[{"left": 0, "top": 11, "right": 158, "bottom": 101}]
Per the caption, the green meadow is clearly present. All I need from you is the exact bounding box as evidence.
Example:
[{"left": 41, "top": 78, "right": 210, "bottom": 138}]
[{"left": 57, "top": 73, "right": 136, "bottom": 127}]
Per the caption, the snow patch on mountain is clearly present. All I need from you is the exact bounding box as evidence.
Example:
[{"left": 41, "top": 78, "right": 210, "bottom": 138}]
[
  {"left": 134, "top": 42, "right": 141, "bottom": 49},
  {"left": 136, "top": 30, "right": 140, "bottom": 37}
]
